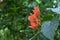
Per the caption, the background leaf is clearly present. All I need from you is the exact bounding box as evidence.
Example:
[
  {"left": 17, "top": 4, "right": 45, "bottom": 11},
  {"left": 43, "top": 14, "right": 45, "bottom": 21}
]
[{"left": 46, "top": 2, "right": 60, "bottom": 14}]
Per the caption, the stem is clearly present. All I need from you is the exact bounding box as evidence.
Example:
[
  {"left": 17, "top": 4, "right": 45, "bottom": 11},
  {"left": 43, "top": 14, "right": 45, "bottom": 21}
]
[{"left": 29, "top": 30, "right": 41, "bottom": 40}]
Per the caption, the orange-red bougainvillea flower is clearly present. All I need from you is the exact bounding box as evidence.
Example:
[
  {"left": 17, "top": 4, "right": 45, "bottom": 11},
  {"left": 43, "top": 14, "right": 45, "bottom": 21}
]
[{"left": 28, "top": 6, "right": 41, "bottom": 30}]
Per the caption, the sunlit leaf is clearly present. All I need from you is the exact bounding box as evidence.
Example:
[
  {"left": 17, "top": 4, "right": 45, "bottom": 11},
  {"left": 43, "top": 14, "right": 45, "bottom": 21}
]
[
  {"left": 46, "top": 2, "right": 60, "bottom": 14},
  {"left": 41, "top": 17, "right": 59, "bottom": 40}
]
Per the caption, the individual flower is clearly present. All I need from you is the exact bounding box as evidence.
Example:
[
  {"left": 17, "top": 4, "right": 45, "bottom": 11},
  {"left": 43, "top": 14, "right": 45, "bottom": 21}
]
[{"left": 33, "top": 6, "right": 40, "bottom": 18}]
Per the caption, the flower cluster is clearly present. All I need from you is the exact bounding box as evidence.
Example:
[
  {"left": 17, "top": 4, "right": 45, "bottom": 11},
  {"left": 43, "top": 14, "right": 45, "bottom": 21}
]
[{"left": 28, "top": 6, "right": 41, "bottom": 30}]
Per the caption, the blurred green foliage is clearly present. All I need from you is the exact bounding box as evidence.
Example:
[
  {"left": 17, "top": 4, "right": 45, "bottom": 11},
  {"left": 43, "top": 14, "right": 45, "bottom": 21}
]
[{"left": 0, "top": 0, "right": 60, "bottom": 40}]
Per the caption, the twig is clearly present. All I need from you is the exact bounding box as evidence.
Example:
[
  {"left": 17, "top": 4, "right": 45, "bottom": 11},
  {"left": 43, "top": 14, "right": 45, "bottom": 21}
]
[{"left": 29, "top": 30, "right": 41, "bottom": 40}]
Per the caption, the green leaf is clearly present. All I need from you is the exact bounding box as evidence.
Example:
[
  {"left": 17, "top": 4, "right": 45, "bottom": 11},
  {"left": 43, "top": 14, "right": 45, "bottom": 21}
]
[{"left": 41, "top": 17, "right": 59, "bottom": 40}]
